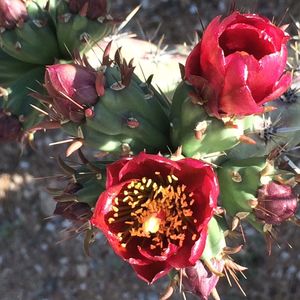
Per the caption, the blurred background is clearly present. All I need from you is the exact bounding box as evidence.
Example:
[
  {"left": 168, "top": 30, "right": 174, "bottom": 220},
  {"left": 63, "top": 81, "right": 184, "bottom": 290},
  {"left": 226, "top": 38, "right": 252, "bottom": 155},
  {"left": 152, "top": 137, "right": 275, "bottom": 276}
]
[{"left": 1, "top": 1, "right": 300, "bottom": 299}]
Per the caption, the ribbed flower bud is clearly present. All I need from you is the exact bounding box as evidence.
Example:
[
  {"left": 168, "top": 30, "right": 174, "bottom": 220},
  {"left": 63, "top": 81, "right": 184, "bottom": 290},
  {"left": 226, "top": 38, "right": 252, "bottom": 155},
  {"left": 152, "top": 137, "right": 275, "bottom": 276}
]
[
  {"left": 0, "top": 0, "right": 28, "bottom": 29},
  {"left": 254, "top": 181, "right": 298, "bottom": 225}
]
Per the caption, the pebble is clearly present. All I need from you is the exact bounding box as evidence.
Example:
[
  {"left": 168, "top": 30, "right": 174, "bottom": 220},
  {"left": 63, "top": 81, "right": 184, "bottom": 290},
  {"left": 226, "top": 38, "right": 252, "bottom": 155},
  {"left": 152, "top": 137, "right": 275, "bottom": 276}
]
[{"left": 76, "top": 264, "right": 88, "bottom": 278}]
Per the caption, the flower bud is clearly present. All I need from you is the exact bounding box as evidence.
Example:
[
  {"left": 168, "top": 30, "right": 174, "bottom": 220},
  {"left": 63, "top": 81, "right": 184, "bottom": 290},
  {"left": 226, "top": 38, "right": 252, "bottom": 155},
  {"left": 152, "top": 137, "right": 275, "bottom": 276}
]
[
  {"left": 183, "top": 259, "right": 224, "bottom": 300},
  {"left": 68, "top": 0, "right": 108, "bottom": 20},
  {"left": 0, "top": 110, "right": 22, "bottom": 142},
  {"left": 45, "top": 64, "right": 98, "bottom": 121},
  {"left": 0, "top": 0, "right": 28, "bottom": 29},
  {"left": 254, "top": 181, "right": 298, "bottom": 225}
]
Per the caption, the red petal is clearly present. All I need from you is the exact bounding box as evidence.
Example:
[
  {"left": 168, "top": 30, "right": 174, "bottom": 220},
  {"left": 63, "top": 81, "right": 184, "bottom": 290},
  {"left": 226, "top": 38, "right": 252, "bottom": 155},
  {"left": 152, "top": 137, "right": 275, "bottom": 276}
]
[
  {"left": 118, "top": 153, "right": 180, "bottom": 183},
  {"left": 131, "top": 261, "right": 172, "bottom": 284},
  {"left": 167, "top": 227, "right": 208, "bottom": 268},
  {"left": 137, "top": 243, "right": 178, "bottom": 262},
  {"left": 185, "top": 42, "right": 202, "bottom": 78},
  {"left": 247, "top": 48, "right": 288, "bottom": 102},
  {"left": 259, "top": 72, "right": 292, "bottom": 104},
  {"left": 200, "top": 16, "right": 226, "bottom": 87},
  {"left": 217, "top": 53, "right": 263, "bottom": 116},
  {"left": 106, "top": 157, "right": 132, "bottom": 188}
]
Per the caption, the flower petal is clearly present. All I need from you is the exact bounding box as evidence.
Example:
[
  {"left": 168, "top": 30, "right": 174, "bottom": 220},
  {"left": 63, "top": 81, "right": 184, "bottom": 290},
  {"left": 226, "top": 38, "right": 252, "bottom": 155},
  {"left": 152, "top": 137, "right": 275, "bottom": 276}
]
[
  {"left": 218, "top": 53, "right": 263, "bottom": 116},
  {"left": 131, "top": 261, "right": 172, "bottom": 284}
]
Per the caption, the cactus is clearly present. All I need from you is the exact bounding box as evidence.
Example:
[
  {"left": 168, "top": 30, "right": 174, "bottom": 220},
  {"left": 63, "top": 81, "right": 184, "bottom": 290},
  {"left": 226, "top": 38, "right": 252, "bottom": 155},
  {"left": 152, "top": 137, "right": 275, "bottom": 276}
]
[
  {"left": 0, "top": 0, "right": 59, "bottom": 64},
  {"left": 32, "top": 47, "right": 172, "bottom": 155},
  {"left": 51, "top": 153, "right": 107, "bottom": 211},
  {"left": 53, "top": 0, "right": 116, "bottom": 58},
  {"left": 170, "top": 81, "right": 252, "bottom": 162},
  {"left": 217, "top": 157, "right": 298, "bottom": 234},
  {"left": 87, "top": 35, "right": 189, "bottom": 97},
  {"left": 0, "top": 66, "right": 46, "bottom": 141},
  {"left": 0, "top": 48, "right": 37, "bottom": 86},
  {"left": 227, "top": 87, "right": 300, "bottom": 160}
]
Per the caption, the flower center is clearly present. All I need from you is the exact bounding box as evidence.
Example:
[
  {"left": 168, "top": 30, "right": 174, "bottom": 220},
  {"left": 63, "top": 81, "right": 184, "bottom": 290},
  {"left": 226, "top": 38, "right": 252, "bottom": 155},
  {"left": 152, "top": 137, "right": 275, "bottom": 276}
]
[{"left": 107, "top": 172, "right": 198, "bottom": 250}]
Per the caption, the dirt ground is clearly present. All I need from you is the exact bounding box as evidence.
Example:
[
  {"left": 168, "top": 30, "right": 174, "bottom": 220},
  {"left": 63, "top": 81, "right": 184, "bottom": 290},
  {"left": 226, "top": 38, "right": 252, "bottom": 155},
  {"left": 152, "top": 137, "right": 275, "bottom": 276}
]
[{"left": 1, "top": 1, "right": 300, "bottom": 300}]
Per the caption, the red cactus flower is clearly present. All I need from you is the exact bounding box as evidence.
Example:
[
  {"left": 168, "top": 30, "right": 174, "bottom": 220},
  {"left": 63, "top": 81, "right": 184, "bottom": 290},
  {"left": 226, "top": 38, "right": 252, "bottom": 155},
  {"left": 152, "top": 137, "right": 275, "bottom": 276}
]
[
  {"left": 0, "top": 0, "right": 28, "bottom": 29},
  {"left": 45, "top": 64, "right": 98, "bottom": 121},
  {"left": 91, "top": 153, "right": 219, "bottom": 283},
  {"left": 0, "top": 110, "right": 22, "bottom": 142},
  {"left": 68, "top": 0, "right": 107, "bottom": 20},
  {"left": 254, "top": 181, "right": 298, "bottom": 225},
  {"left": 185, "top": 11, "right": 292, "bottom": 118},
  {"left": 183, "top": 259, "right": 224, "bottom": 300}
]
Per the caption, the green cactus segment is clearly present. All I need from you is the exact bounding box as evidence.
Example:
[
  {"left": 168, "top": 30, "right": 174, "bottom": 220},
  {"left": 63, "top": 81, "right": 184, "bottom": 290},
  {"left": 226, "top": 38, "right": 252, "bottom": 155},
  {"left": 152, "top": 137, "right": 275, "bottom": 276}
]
[
  {"left": 0, "top": 49, "right": 37, "bottom": 86},
  {"left": 56, "top": 160, "right": 107, "bottom": 207},
  {"left": 0, "top": 67, "right": 45, "bottom": 129},
  {"left": 227, "top": 94, "right": 300, "bottom": 160},
  {"left": 55, "top": 1, "right": 114, "bottom": 58},
  {"left": 63, "top": 66, "right": 171, "bottom": 154},
  {"left": 217, "top": 157, "right": 267, "bottom": 216},
  {"left": 170, "top": 82, "right": 244, "bottom": 161},
  {"left": 0, "top": 1, "right": 59, "bottom": 64},
  {"left": 201, "top": 217, "right": 227, "bottom": 261}
]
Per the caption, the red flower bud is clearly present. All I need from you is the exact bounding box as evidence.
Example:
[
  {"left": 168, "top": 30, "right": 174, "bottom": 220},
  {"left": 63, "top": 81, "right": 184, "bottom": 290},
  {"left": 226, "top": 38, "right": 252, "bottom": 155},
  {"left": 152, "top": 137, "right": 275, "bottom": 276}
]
[
  {"left": 183, "top": 259, "right": 224, "bottom": 300},
  {"left": 0, "top": 110, "right": 22, "bottom": 142},
  {"left": 91, "top": 153, "right": 219, "bottom": 283},
  {"left": 45, "top": 64, "right": 98, "bottom": 121},
  {"left": 185, "top": 11, "right": 292, "bottom": 118},
  {"left": 254, "top": 181, "right": 298, "bottom": 225},
  {"left": 0, "top": 0, "right": 28, "bottom": 29},
  {"left": 68, "top": 0, "right": 107, "bottom": 20}
]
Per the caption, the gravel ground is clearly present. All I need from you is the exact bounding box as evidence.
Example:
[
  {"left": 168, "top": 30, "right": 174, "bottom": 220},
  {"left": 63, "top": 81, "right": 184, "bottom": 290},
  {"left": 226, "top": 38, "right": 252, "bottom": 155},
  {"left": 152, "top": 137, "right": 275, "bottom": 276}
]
[{"left": 1, "top": 1, "right": 300, "bottom": 300}]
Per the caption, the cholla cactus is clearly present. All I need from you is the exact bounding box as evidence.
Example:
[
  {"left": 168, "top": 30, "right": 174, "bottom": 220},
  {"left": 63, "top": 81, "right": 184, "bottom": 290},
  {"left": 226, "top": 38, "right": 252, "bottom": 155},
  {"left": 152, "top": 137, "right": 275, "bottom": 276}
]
[
  {"left": 170, "top": 80, "right": 256, "bottom": 162},
  {"left": 0, "top": 0, "right": 59, "bottom": 64},
  {"left": 0, "top": 66, "right": 45, "bottom": 140},
  {"left": 32, "top": 46, "right": 172, "bottom": 155},
  {"left": 53, "top": 0, "right": 116, "bottom": 58}
]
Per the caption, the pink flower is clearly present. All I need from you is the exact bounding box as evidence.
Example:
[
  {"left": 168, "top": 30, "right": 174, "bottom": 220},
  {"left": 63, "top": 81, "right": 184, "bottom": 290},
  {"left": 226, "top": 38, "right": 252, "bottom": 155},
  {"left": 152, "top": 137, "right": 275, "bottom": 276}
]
[
  {"left": 185, "top": 12, "right": 292, "bottom": 118},
  {"left": 91, "top": 153, "right": 219, "bottom": 283}
]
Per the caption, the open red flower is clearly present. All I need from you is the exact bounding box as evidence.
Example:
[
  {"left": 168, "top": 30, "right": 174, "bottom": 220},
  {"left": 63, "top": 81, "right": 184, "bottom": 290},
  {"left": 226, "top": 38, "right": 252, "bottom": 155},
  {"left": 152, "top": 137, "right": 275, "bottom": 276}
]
[
  {"left": 91, "top": 153, "right": 219, "bottom": 283},
  {"left": 185, "top": 11, "right": 292, "bottom": 118}
]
